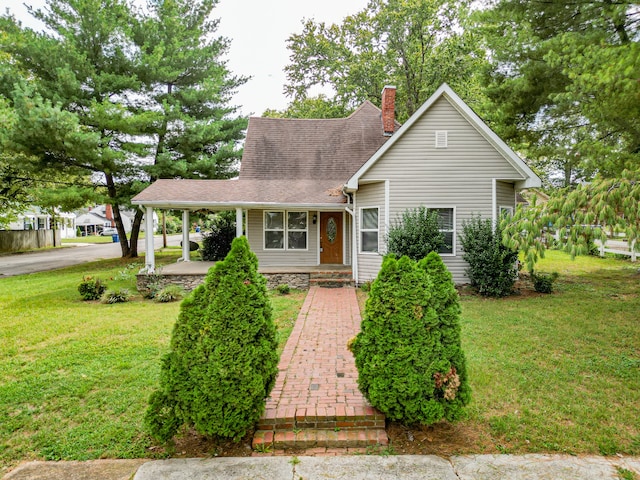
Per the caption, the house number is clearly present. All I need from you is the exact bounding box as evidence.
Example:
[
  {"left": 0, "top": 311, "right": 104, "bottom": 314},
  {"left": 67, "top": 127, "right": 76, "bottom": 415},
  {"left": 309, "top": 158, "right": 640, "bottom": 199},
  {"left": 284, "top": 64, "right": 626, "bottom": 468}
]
[{"left": 326, "top": 217, "right": 337, "bottom": 244}]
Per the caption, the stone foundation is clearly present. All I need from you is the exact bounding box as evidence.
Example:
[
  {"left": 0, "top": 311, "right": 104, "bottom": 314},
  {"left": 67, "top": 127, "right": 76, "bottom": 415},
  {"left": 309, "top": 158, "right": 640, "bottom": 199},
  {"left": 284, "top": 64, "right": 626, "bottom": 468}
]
[{"left": 137, "top": 272, "right": 310, "bottom": 293}]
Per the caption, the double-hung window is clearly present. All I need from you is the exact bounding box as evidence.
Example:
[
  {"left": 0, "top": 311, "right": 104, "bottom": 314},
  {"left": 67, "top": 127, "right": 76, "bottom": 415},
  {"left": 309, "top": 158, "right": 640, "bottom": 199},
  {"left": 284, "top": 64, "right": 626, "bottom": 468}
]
[
  {"left": 360, "top": 207, "right": 379, "bottom": 253},
  {"left": 433, "top": 207, "right": 455, "bottom": 255},
  {"left": 264, "top": 211, "right": 308, "bottom": 250}
]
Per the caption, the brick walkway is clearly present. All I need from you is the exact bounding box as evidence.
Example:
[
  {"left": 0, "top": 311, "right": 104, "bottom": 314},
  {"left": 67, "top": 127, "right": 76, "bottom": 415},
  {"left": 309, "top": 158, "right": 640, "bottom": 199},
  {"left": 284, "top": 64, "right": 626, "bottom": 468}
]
[{"left": 253, "top": 286, "right": 387, "bottom": 451}]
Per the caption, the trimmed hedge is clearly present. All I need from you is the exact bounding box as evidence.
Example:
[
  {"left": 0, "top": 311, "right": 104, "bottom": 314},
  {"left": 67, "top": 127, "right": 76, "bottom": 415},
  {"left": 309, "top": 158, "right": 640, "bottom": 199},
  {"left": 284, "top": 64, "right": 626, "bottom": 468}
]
[
  {"left": 145, "top": 236, "right": 279, "bottom": 442},
  {"left": 350, "top": 253, "right": 470, "bottom": 425}
]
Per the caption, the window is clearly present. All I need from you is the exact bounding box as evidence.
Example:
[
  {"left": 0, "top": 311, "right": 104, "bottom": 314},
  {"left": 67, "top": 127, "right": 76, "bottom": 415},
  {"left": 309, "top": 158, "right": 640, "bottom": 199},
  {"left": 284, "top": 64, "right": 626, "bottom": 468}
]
[
  {"left": 433, "top": 207, "right": 455, "bottom": 255},
  {"left": 360, "top": 207, "right": 379, "bottom": 253},
  {"left": 264, "top": 211, "right": 308, "bottom": 250},
  {"left": 500, "top": 206, "right": 514, "bottom": 218}
]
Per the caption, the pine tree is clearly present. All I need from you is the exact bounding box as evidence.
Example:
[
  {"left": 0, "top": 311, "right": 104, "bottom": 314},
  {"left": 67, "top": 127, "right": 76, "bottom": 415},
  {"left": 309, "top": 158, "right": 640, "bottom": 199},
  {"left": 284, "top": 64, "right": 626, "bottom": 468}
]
[{"left": 146, "top": 236, "right": 279, "bottom": 441}]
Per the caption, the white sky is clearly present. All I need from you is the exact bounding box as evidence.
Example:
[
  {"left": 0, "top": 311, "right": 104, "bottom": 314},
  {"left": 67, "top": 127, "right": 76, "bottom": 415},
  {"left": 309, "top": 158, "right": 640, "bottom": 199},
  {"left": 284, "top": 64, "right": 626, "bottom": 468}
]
[{"left": 5, "top": 0, "right": 369, "bottom": 117}]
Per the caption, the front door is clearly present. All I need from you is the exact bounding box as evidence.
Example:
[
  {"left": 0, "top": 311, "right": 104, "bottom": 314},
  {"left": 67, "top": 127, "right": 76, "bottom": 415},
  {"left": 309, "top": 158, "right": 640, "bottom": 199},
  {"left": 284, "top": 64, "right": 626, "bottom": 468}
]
[{"left": 320, "top": 212, "right": 343, "bottom": 264}]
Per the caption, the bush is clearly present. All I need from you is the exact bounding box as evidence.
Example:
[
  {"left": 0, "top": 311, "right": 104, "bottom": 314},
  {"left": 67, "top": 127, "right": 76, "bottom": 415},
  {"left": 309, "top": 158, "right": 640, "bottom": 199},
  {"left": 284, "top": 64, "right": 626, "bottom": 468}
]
[
  {"left": 350, "top": 253, "right": 470, "bottom": 425},
  {"left": 101, "top": 289, "right": 131, "bottom": 304},
  {"left": 531, "top": 271, "right": 559, "bottom": 293},
  {"left": 201, "top": 212, "right": 236, "bottom": 261},
  {"left": 276, "top": 284, "right": 290, "bottom": 295},
  {"left": 145, "top": 236, "right": 279, "bottom": 442},
  {"left": 78, "top": 276, "right": 107, "bottom": 300},
  {"left": 154, "top": 285, "right": 186, "bottom": 303},
  {"left": 386, "top": 206, "right": 446, "bottom": 261},
  {"left": 459, "top": 216, "right": 519, "bottom": 297}
]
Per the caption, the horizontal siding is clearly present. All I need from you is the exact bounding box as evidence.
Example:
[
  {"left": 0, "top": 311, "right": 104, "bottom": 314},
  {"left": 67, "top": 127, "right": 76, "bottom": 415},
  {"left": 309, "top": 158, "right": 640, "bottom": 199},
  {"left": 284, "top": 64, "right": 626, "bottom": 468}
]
[
  {"left": 497, "top": 181, "right": 515, "bottom": 215},
  {"left": 358, "top": 97, "right": 523, "bottom": 284},
  {"left": 355, "top": 182, "right": 385, "bottom": 284},
  {"left": 247, "top": 209, "right": 319, "bottom": 267}
]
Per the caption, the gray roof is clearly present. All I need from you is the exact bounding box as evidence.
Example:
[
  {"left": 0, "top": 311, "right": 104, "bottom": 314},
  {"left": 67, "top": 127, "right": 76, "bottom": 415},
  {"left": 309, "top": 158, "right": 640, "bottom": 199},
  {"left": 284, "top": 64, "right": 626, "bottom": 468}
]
[{"left": 133, "top": 101, "right": 394, "bottom": 208}]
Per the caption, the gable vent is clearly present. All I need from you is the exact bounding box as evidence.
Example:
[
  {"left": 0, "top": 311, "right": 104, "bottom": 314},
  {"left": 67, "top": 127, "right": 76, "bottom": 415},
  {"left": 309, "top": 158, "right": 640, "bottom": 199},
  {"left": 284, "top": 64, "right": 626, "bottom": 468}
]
[{"left": 435, "top": 130, "right": 448, "bottom": 148}]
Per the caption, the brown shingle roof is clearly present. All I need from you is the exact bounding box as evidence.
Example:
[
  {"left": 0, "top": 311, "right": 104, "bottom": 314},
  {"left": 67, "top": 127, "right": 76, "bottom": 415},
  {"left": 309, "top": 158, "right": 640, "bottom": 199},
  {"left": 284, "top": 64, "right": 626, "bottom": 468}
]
[
  {"left": 132, "top": 100, "right": 395, "bottom": 208},
  {"left": 132, "top": 178, "right": 348, "bottom": 208},
  {"left": 240, "top": 101, "right": 391, "bottom": 180}
]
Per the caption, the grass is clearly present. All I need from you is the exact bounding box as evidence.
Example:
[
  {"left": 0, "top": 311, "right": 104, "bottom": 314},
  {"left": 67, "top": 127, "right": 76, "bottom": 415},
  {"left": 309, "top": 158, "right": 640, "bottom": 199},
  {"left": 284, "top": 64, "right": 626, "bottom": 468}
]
[
  {"left": 460, "top": 251, "right": 640, "bottom": 455},
  {"left": 0, "top": 252, "right": 305, "bottom": 474}
]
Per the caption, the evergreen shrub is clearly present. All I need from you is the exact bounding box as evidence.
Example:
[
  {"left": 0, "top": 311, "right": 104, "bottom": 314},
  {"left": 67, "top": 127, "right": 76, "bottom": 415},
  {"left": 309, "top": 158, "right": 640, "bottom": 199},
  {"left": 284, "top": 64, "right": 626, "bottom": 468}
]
[
  {"left": 350, "top": 253, "right": 470, "bottom": 425},
  {"left": 531, "top": 271, "right": 559, "bottom": 293},
  {"left": 386, "top": 206, "right": 446, "bottom": 261},
  {"left": 78, "top": 276, "right": 107, "bottom": 300},
  {"left": 201, "top": 212, "right": 236, "bottom": 261},
  {"left": 459, "top": 216, "right": 518, "bottom": 297},
  {"left": 145, "top": 236, "right": 278, "bottom": 442}
]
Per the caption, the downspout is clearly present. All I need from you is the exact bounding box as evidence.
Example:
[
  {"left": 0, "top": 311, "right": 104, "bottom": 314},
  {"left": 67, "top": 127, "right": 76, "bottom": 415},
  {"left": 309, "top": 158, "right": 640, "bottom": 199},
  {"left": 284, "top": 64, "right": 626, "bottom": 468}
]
[{"left": 492, "top": 178, "right": 497, "bottom": 231}]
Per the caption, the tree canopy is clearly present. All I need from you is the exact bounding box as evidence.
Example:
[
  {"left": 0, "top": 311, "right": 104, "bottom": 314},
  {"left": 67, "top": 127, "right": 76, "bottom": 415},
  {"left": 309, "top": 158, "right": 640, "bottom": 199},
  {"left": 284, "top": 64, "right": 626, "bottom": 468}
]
[
  {"left": 283, "top": 0, "right": 487, "bottom": 122},
  {"left": 0, "top": 0, "right": 246, "bottom": 256}
]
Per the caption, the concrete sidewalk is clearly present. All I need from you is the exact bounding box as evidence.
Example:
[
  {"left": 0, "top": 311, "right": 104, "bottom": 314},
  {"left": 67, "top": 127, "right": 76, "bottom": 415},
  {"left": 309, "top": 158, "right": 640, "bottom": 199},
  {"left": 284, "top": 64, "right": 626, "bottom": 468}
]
[{"left": 4, "top": 454, "right": 640, "bottom": 479}]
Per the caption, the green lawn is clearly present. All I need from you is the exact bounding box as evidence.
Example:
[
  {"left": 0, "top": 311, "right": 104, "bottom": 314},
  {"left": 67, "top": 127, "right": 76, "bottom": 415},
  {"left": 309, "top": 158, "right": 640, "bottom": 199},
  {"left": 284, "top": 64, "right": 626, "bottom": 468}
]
[
  {"left": 461, "top": 251, "right": 640, "bottom": 455},
  {"left": 0, "top": 253, "right": 305, "bottom": 474},
  {"left": 0, "top": 250, "right": 638, "bottom": 473}
]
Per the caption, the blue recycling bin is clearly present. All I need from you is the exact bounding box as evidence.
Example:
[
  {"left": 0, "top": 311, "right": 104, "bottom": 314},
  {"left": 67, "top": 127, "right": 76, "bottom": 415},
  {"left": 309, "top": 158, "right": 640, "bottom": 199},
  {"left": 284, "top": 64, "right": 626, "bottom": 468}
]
[{"left": 112, "top": 234, "right": 119, "bottom": 243}]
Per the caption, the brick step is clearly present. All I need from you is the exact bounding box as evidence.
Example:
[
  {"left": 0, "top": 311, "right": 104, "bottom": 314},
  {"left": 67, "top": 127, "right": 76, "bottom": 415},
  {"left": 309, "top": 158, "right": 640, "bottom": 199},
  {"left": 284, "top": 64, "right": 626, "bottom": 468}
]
[
  {"left": 308, "top": 278, "right": 354, "bottom": 288},
  {"left": 309, "top": 271, "right": 352, "bottom": 280},
  {"left": 258, "top": 406, "right": 385, "bottom": 431},
  {"left": 252, "top": 428, "right": 388, "bottom": 450}
]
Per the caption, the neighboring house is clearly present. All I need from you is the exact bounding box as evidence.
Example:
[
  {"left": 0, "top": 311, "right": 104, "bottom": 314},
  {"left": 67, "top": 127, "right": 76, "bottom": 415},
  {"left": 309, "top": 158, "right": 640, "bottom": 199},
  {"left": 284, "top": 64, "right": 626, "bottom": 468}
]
[
  {"left": 132, "top": 84, "right": 541, "bottom": 284},
  {"left": 5, "top": 207, "right": 76, "bottom": 239},
  {"left": 75, "top": 204, "right": 157, "bottom": 235}
]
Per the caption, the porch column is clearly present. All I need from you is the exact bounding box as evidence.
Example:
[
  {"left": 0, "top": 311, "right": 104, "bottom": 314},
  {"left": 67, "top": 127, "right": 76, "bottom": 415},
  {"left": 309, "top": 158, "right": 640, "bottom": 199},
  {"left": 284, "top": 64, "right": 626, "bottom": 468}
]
[
  {"left": 144, "top": 206, "right": 155, "bottom": 272},
  {"left": 182, "top": 210, "right": 190, "bottom": 262},
  {"left": 236, "top": 207, "right": 243, "bottom": 237}
]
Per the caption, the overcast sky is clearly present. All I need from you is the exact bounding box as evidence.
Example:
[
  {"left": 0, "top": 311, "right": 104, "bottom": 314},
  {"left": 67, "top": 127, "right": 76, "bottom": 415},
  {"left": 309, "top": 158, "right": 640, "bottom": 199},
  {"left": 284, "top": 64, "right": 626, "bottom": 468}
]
[{"left": 6, "top": 0, "right": 369, "bottom": 117}]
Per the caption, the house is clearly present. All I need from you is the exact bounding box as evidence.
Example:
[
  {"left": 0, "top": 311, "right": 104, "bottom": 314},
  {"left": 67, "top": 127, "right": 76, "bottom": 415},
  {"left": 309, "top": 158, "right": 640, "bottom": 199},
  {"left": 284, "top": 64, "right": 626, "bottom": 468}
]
[
  {"left": 75, "top": 205, "right": 158, "bottom": 236},
  {"left": 4, "top": 207, "right": 76, "bottom": 238},
  {"left": 132, "top": 84, "right": 541, "bottom": 285}
]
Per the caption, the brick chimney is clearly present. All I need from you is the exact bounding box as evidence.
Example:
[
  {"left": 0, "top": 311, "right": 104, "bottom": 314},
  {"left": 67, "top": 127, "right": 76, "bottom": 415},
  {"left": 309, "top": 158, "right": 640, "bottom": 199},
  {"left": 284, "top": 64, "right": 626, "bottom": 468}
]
[
  {"left": 105, "top": 204, "right": 114, "bottom": 226},
  {"left": 381, "top": 85, "right": 396, "bottom": 136}
]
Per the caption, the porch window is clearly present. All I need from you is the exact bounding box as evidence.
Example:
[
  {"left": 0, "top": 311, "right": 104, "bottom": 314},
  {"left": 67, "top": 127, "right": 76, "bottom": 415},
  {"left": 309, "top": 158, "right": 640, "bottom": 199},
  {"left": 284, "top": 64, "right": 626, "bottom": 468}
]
[
  {"left": 360, "top": 207, "right": 379, "bottom": 253},
  {"left": 264, "top": 211, "right": 285, "bottom": 249},
  {"left": 433, "top": 207, "right": 455, "bottom": 255},
  {"left": 264, "top": 211, "right": 308, "bottom": 250},
  {"left": 287, "top": 211, "right": 308, "bottom": 250}
]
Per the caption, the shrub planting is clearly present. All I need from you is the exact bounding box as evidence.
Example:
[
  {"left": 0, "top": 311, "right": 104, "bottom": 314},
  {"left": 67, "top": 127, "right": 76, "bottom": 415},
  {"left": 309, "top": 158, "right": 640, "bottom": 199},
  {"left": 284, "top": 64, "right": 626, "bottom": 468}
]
[
  {"left": 531, "top": 271, "right": 559, "bottom": 293},
  {"left": 459, "top": 216, "right": 519, "bottom": 297},
  {"left": 201, "top": 212, "right": 236, "bottom": 261},
  {"left": 350, "top": 253, "right": 470, "bottom": 425},
  {"left": 145, "top": 236, "right": 278, "bottom": 442},
  {"left": 386, "top": 206, "right": 446, "bottom": 261},
  {"left": 154, "top": 285, "right": 186, "bottom": 303},
  {"left": 276, "top": 284, "right": 290, "bottom": 295},
  {"left": 78, "top": 276, "right": 107, "bottom": 300},
  {"left": 101, "top": 288, "right": 131, "bottom": 304}
]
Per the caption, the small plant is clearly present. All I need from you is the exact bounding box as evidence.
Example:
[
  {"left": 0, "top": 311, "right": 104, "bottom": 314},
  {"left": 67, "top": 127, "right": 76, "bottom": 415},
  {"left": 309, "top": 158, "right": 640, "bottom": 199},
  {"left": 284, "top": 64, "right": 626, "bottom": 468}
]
[
  {"left": 617, "top": 467, "right": 637, "bottom": 480},
  {"left": 114, "top": 262, "right": 142, "bottom": 281},
  {"left": 254, "top": 442, "right": 272, "bottom": 454},
  {"left": 154, "top": 285, "right": 186, "bottom": 303},
  {"left": 360, "top": 280, "right": 372, "bottom": 292},
  {"left": 78, "top": 276, "right": 107, "bottom": 300},
  {"left": 531, "top": 271, "right": 559, "bottom": 293},
  {"left": 140, "top": 271, "right": 163, "bottom": 299},
  {"left": 101, "top": 289, "right": 131, "bottom": 304},
  {"left": 276, "top": 284, "right": 290, "bottom": 295}
]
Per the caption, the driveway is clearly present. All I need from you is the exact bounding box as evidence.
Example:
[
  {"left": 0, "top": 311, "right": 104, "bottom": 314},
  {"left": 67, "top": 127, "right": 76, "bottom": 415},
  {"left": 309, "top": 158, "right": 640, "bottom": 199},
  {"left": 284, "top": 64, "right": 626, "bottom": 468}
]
[{"left": 0, "top": 235, "right": 184, "bottom": 278}]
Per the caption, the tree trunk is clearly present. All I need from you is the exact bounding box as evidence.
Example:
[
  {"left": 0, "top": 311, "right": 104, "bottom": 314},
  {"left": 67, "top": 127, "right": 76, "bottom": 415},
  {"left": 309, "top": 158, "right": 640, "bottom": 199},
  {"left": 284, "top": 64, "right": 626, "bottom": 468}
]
[{"left": 128, "top": 208, "right": 144, "bottom": 258}]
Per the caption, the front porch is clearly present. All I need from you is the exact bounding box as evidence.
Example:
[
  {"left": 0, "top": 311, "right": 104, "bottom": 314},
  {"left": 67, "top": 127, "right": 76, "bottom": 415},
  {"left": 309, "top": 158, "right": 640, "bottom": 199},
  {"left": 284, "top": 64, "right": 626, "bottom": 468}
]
[{"left": 136, "top": 262, "right": 354, "bottom": 293}]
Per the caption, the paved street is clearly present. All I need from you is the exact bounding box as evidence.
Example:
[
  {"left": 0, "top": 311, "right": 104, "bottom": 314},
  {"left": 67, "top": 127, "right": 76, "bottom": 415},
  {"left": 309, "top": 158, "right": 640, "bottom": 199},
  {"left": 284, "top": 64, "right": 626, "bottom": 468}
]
[{"left": 0, "top": 235, "right": 184, "bottom": 278}]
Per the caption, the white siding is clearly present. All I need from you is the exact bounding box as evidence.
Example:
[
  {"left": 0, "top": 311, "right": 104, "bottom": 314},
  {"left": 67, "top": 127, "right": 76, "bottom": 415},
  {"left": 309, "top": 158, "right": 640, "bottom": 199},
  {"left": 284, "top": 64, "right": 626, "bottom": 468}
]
[
  {"left": 355, "top": 182, "right": 386, "bottom": 283},
  {"left": 247, "top": 209, "right": 319, "bottom": 267},
  {"left": 358, "top": 96, "right": 523, "bottom": 283},
  {"left": 497, "top": 180, "right": 516, "bottom": 216}
]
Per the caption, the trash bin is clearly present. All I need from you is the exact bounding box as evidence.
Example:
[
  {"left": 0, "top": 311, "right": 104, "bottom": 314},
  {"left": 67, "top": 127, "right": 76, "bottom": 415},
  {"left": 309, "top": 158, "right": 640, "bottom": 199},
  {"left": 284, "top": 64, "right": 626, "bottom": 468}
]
[{"left": 112, "top": 234, "right": 119, "bottom": 243}]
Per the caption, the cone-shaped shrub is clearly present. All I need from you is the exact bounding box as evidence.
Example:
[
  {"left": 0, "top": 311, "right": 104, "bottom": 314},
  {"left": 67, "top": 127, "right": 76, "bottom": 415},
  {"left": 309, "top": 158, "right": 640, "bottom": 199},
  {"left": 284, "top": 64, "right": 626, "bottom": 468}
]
[
  {"left": 351, "top": 253, "right": 470, "bottom": 425},
  {"left": 417, "top": 252, "right": 471, "bottom": 421},
  {"left": 145, "top": 236, "right": 278, "bottom": 442}
]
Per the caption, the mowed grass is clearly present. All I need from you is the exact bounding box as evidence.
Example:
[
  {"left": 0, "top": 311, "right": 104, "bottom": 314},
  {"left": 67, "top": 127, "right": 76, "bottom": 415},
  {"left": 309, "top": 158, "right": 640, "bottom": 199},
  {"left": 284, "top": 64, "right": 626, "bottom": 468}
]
[
  {"left": 461, "top": 251, "right": 640, "bottom": 455},
  {"left": 0, "top": 253, "right": 305, "bottom": 474}
]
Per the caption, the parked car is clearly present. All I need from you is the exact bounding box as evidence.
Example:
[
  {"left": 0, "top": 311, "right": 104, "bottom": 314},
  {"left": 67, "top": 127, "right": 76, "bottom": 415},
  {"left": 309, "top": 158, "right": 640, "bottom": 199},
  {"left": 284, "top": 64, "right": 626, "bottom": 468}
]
[{"left": 100, "top": 227, "right": 118, "bottom": 236}]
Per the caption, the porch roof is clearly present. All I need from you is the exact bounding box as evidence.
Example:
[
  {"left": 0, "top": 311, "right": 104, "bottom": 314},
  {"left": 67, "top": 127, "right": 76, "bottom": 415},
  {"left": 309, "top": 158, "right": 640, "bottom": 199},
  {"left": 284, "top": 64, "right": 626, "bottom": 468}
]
[{"left": 131, "top": 178, "right": 348, "bottom": 210}]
